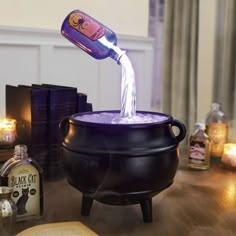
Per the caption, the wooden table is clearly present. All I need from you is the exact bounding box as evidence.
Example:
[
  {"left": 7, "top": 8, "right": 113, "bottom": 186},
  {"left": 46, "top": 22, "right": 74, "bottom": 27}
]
[{"left": 15, "top": 149, "right": 236, "bottom": 236}]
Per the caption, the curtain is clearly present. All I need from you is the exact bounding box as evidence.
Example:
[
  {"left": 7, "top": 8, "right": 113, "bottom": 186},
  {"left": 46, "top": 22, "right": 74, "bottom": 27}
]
[
  {"left": 149, "top": 0, "right": 164, "bottom": 107},
  {"left": 213, "top": 0, "right": 236, "bottom": 140},
  {"left": 161, "top": 0, "right": 199, "bottom": 141}
]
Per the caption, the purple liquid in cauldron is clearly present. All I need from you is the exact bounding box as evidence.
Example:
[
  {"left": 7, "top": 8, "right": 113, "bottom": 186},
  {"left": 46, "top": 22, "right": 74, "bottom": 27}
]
[{"left": 74, "top": 112, "right": 168, "bottom": 124}]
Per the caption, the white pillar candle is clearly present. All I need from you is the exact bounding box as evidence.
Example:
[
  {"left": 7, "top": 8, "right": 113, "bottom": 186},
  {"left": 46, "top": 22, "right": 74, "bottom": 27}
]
[{"left": 222, "top": 143, "right": 236, "bottom": 168}]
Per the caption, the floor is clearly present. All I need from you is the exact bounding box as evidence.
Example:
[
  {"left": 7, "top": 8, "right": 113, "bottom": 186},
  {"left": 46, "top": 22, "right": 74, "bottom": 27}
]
[{"left": 15, "top": 149, "right": 236, "bottom": 236}]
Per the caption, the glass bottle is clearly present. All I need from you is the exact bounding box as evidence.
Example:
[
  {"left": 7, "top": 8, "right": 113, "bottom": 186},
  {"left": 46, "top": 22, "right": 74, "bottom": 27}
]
[
  {"left": 61, "top": 9, "right": 125, "bottom": 63},
  {"left": 205, "top": 102, "right": 228, "bottom": 161},
  {"left": 0, "top": 144, "right": 43, "bottom": 221},
  {"left": 188, "top": 123, "right": 211, "bottom": 170},
  {"left": 0, "top": 187, "right": 17, "bottom": 236}
]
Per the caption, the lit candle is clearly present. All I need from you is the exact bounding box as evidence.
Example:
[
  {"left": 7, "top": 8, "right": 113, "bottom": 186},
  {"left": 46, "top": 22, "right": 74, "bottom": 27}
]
[
  {"left": 0, "top": 118, "right": 16, "bottom": 147},
  {"left": 222, "top": 143, "right": 236, "bottom": 168}
]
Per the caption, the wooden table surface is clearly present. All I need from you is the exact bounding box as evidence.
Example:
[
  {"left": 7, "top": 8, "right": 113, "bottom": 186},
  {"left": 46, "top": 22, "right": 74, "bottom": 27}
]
[{"left": 15, "top": 149, "right": 236, "bottom": 236}]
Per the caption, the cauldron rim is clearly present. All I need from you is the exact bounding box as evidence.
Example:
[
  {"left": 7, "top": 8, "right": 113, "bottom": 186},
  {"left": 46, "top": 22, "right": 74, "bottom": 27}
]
[{"left": 69, "top": 110, "right": 173, "bottom": 127}]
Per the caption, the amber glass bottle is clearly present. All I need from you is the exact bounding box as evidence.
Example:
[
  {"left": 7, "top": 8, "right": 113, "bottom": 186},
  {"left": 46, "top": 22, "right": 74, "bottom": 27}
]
[
  {"left": 205, "top": 103, "right": 228, "bottom": 162},
  {"left": 0, "top": 144, "right": 43, "bottom": 221}
]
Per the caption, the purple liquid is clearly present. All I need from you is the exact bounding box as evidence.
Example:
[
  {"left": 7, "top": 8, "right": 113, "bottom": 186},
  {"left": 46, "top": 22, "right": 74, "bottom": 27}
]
[{"left": 74, "top": 112, "right": 168, "bottom": 124}]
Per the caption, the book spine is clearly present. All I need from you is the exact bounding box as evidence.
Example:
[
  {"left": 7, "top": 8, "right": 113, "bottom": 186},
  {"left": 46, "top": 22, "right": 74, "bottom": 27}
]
[
  {"left": 86, "top": 103, "right": 93, "bottom": 112},
  {"left": 77, "top": 93, "right": 88, "bottom": 113},
  {"left": 40, "top": 84, "right": 77, "bottom": 117},
  {"left": 45, "top": 88, "right": 68, "bottom": 180}
]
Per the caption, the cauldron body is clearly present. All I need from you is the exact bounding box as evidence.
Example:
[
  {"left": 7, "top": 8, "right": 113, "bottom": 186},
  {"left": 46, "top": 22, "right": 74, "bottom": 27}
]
[{"left": 60, "top": 111, "right": 186, "bottom": 222}]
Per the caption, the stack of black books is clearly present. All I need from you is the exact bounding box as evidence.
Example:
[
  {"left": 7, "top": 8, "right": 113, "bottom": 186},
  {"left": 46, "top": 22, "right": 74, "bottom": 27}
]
[{"left": 5, "top": 84, "right": 93, "bottom": 180}]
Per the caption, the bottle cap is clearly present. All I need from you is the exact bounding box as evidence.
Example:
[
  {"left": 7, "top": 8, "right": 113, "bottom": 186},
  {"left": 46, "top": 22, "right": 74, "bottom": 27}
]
[
  {"left": 211, "top": 102, "right": 221, "bottom": 111},
  {"left": 194, "top": 122, "right": 205, "bottom": 130},
  {"left": 14, "top": 144, "right": 28, "bottom": 159}
]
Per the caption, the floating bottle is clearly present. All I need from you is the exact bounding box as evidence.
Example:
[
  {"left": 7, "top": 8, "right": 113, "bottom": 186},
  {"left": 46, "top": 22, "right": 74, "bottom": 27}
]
[
  {"left": 205, "top": 102, "right": 228, "bottom": 161},
  {"left": 61, "top": 9, "right": 125, "bottom": 63},
  {"left": 0, "top": 144, "right": 43, "bottom": 221},
  {"left": 188, "top": 123, "right": 211, "bottom": 170}
]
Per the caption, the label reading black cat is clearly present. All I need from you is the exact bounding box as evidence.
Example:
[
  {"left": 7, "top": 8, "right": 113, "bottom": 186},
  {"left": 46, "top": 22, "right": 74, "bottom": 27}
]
[{"left": 8, "top": 164, "right": 40, "bottom": 221}]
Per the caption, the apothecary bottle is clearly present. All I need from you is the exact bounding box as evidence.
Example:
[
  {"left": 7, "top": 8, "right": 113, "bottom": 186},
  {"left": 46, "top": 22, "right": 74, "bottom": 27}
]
[
  {"left": 0, "top": 144, "right": 43, "bottom": 221},
  {"left": 61, "top": 9, "right": 125, "bottom": 63},
  {"left": 205, "top": 103, "right": 228, "bottom": 161},
  {"left": 188, "top": 123, "right": 211, "bottom": 170},
  {"left": 0, "top": 187, "right": 17, "bottom": 236}
]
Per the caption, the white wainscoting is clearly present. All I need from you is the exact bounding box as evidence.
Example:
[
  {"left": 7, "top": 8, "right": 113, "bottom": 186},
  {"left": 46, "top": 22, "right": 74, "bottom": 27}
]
[{"left": 0, "top": 26, "right": 154, "bottom": 117}]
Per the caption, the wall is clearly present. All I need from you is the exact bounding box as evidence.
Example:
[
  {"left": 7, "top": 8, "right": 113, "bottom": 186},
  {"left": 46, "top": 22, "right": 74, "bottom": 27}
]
[
  {"left": 0, "top": 27, "right": 154, "bottom": 117},
  {"left": 0, "top": 0, "right": 218, "bottom": 123},
  {"left": 0, "top": 0, "right": 151, "bottom": 118},
  {"left": 0, "top": 0, "right": 149, "bottom": 37}
]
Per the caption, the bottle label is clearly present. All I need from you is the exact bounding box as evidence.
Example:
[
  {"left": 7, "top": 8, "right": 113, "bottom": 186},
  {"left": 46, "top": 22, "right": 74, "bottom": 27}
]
[
  {"left": 206, "top": 123, "right": 227, "bottom": 157},
  {"left": 8, "top": 164, "right": 40, "bottom": 221},
  {"left": 189, "top": 140, "right": 206, "bottom": 164},
  {"left": 68, "top": 12, "right": 106, "bottom": 41}
]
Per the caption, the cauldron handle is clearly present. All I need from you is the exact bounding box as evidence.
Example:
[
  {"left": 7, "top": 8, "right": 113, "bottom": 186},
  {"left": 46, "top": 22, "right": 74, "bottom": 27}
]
[
  {"left": 59, "top": 116, "right": 70, "bottom": 138},
  {"left": 171, "top": 119, "right": 186, "bottom": 143}
]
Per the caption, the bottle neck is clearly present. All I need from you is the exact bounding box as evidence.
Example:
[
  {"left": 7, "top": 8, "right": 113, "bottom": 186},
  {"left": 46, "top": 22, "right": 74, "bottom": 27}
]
[
  {"left": 193, "top": 128, "right": 204, "bottom": 135},
  {"left": 14, "top": 154, "right": 27, "bottom": 160},
  {"left": 98, "top": 36, "right": 126, "bottom": 63},
  {"left": 110, "top": 46, "right": 126, "bottom": 64}
]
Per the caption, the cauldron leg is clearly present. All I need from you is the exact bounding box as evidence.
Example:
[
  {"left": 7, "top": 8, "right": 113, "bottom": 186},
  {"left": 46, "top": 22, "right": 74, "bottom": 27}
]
[
  {"left": 139, "top": 198, "right": 152, "bottom": 223},
  {"left": 81, "top": 194, "right": 94, "bottom": 216}
]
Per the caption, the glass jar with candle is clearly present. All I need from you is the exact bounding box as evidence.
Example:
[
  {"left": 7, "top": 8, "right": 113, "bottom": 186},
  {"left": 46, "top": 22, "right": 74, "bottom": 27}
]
[
  {"left": 205, "top": 103, "right": 228, "bottom": 162},
  {"left": 0, "top": 119, "right": 16, "bottom": 148}
]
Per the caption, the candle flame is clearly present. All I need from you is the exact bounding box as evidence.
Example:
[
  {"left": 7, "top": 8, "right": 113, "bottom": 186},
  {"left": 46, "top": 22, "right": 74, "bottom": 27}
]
[
  {"left": 224, "top": 144, "right": 236, "bottom": 155},
  {"left": 0, "top": 118, "right": 16, "bottom": 130}
]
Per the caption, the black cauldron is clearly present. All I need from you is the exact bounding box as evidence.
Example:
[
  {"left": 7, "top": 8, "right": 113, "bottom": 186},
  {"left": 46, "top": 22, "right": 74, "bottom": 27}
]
[{"left": 60, "top": 111, "right": 186, "bottom": 223}]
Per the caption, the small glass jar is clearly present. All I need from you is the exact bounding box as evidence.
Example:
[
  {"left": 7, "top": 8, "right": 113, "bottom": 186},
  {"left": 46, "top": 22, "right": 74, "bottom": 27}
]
[{"left": 0, "top": 187, "right": 17, "bottom": 236}]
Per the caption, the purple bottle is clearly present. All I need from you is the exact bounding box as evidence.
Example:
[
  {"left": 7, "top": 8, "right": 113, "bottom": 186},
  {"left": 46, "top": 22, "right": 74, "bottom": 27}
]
[{"left": 61, "top": 10, "right": 125, "bottom": 63}]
